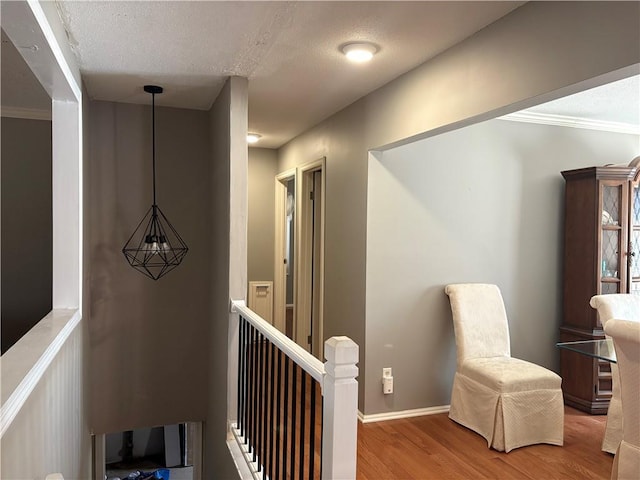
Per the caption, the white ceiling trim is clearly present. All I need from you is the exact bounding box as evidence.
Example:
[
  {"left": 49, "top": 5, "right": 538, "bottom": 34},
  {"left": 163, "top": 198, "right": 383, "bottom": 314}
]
[
  {"left": 1, "top": 106, "right": 51, "bottom": 121},
  {"left": 500, "top": 111, "right": 640, "bottom": 135}
]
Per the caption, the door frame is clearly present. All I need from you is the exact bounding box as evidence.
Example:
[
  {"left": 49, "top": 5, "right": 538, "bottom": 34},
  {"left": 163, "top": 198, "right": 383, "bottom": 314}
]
[
  {"left": 295, "top": 158, "right": 326, "bottom": 356},
  {"left": 274, "top": 169, "right": 296, "bottom": 334}
]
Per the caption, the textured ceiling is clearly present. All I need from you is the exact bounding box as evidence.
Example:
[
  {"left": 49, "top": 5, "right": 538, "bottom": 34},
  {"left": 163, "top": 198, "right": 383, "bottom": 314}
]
[
  {"left": 55, "top": 1, "right": 525, "bottom": 148},
  {"left": 2, "top": 2, "right": 638, "bottom": 147},
  {"left": 525, "top": 75, "right": 640, "bottom": 126}
]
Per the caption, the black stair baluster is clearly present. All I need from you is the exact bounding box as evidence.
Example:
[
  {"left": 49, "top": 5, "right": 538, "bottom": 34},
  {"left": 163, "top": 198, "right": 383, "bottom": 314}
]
[
  {"left": 252, "top": 326, "right": 258, "bottom": 461},
  {"left": 283, "top": 356, "right": 290, "bottom": 479},
  {"left": 237, "top": 317, "right": 242, "bottom": 434},
  {"left": 290, "top": 363, "right": 298, "bottom": 479},
  {"left": 257, "top": 332, "right": 265, "bottom": 470},
  {"left": 269, "top": 342, "right": 276, "bottom": 480},
  {"left": 309, "top": 378, "right": 317, "bottom": 480},
  {"left": 261, "top": 337, "right": 270, "bottom": 474},
  {"left": 299, "top": 371, "right": 307, "bottom": 480},
  {"left": 275, "top": 348, "right": 283, "bottom": 480}
]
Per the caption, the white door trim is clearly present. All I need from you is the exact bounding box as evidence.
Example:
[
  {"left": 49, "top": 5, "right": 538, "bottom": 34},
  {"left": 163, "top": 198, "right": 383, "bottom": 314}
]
[
  {"left": 274, "top": 169, "right": 296, "bottom": 334},
  {"left": 295, "top": 158, "right": 325, "bottom": 356}
]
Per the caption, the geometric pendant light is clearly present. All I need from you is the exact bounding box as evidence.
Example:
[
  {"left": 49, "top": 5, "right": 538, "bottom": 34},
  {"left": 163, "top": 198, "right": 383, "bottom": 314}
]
[{"left": 122, "top": 85, "right": 188, "bottom": 280}]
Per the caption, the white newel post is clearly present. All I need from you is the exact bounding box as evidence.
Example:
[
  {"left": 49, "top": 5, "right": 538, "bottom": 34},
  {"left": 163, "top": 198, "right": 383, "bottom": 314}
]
[{"left": 322, "top": 336, "right": 359, "bottom": 480}]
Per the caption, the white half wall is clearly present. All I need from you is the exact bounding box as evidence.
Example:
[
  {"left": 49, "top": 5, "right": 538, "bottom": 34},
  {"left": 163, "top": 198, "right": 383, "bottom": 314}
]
[
  {"left": 1, "top": 311, "right": 89, "bottom": 479},
  {"left": 365, "top": 118, "right": 640, "bottom": 415}
]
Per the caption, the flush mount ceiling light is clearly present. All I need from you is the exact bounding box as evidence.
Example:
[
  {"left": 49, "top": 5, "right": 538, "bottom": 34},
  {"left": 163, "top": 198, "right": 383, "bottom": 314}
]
[
  {"left": 122, "top": 85, "right": 188, "bottom": 280},
  {"left": 341, "top": 42, "right": 378, "bottom": 63},
  {"left": 247, "top": 133, "right": 261, "bottom": 144}
]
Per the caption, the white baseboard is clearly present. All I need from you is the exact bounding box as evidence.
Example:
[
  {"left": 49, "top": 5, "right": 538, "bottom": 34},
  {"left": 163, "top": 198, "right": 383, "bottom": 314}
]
[{"left": 358, "top": 405, "right": 450, "bottom": 424}]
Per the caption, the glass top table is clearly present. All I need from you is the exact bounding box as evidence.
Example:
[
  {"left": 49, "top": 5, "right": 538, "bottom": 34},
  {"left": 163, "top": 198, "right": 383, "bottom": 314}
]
[{"left": 556, "top": 338, "right": 617, "bottom": 363}]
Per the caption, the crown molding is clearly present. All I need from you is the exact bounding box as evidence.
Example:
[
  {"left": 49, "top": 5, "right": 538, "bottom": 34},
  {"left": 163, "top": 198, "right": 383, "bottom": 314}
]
[
  {"left": 1, "top": 106, "right": 51, "bottom": 121},
  {"left": 499, "top": 111, "right": 639, "bottom": 135}
]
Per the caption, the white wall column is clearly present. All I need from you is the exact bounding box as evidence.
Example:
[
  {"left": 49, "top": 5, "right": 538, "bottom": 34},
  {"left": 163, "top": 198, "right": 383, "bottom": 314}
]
[
  {"left": 227, "top": 75, "right": 249, "bottom": 428},
  {"left": 0, "top": 2, "right": 86, "bottom": 478},
  {"left": 52, "top": 99, "right": 82, "bottom": 309}
]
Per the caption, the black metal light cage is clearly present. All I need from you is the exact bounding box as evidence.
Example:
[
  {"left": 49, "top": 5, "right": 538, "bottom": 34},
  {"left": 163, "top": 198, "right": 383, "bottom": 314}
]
[{"left": 122, "top": 85, "right": 188, "bottom": 280}]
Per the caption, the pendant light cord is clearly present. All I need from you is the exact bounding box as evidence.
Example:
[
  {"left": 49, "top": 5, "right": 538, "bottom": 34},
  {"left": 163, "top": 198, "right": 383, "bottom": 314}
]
[{"left": 152, "top": 90, "right": 157, "bottom": 207}]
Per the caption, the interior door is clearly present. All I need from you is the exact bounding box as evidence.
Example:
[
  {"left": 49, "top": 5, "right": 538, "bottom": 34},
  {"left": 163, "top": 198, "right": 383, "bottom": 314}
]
[
  {"left": 294, "top": 158, "right": 325, "bottom": 357},
  {"left": 310, "top": 170, "right": 323, "bottom": 357}
]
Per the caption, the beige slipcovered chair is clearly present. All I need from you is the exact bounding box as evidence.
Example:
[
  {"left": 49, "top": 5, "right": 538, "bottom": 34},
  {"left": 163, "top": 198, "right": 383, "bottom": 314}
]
[
  {"left": 590, "top": 294, "right": 640, "bottom": 454},
  {"left": 445, "top": 283, "right": 564, "bottom": 452},
  {"left": 604, "top": 319, "right": 640, "bottom": 480}
]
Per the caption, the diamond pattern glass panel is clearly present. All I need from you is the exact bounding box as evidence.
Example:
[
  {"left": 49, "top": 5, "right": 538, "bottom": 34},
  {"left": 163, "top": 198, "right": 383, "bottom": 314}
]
[
  {"left": 632, "top": 230, "right": 640, "bottom": 278},
  {"left": 602, "top": 186, "right": 621, "bottom": 225},
  {"left": 601, "top": 283, "right": 618, "bottom": 294},
  {"left": 602, "top": 230, "right": 619, "bottom": 277},
  {"left": 633, "top": 185, "right": 640, "bottom": 226}
]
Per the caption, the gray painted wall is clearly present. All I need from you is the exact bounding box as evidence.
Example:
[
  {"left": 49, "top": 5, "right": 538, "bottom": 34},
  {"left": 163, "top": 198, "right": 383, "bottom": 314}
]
[
  {"left": 204, "top": 77, "right": 246, "bottom": 480},
  {"left": 1, "top": 117, "right": 52, "bottom": 354},
  {"left": 278, "top": 102, "right": 369, "bottom": 405},
  {"left": 87, "top": 79, "right": 244, "bottom": 477},
  {"left": 366, "top": 119, "right": 640, "bottom": 415},
  {"left": 278, "top": 1, "right": 640, "bottom": 413},
  {"left": 248, "top": 147, "right": 278, "bottom": 283},
  {"left": 87, "top": 101, "right": 212, "bottom": 433}
]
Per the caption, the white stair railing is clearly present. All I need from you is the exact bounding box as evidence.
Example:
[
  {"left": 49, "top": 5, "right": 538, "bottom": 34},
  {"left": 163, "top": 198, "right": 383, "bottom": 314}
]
[{"left": 230, "top": 300, "right": 358, "bottom": 480}]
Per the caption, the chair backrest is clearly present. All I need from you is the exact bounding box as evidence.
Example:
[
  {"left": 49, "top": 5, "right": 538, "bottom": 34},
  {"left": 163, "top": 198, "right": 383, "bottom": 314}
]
[
  {"left": 445, "top": 283, "right": 511, "bottom": 365},
  {"left": 590, "top": 294, "right": 640, "bottom": 327},
  {"left": 604, "top": 319, "right": 640, "bottom": 447}
]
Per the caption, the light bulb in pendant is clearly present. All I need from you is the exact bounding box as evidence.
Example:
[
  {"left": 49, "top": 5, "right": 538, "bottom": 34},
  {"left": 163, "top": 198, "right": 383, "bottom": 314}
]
[
  {"left": 159, "top": 235, "right": 170, "bottom": 252},
  {"left": 143, "top": 235, "right": 154, "bottom": 252},
  {"left": 144, "top": 235, "right": 160, "bottom": 255}
]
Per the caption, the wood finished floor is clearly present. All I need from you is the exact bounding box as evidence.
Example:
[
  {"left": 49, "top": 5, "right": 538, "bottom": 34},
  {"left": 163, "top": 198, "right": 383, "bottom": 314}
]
[{"left": 357, "top": 406, "right": 612, "bottom": 480}]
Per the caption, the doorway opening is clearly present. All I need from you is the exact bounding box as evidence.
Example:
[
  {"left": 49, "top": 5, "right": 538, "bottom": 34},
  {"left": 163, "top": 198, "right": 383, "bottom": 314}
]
[
  {"left": 273, "top": 159, "right": 325, "bottom": 357},
  {"left": 274, "top": 169, "right": 296, "bottom": 336},
  {"left": 94, "top": 423, "right": 202, "bottom": 480}
]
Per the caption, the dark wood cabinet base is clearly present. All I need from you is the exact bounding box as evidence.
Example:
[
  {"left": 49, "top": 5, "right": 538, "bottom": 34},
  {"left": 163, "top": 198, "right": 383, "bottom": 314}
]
[{"left": 563, "top": 393, "right": 609, "bottom": 415}]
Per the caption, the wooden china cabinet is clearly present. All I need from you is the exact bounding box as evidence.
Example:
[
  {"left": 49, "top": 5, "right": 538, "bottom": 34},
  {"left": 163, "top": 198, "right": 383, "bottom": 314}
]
[{"left": 560, "top": 161, "right": 640, "bottom": 414}]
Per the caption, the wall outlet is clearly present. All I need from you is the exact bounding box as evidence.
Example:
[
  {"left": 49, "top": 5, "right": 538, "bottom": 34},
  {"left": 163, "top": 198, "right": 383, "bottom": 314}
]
[{"left": 382, "top": 367, "right": 393, "bottom": 394}]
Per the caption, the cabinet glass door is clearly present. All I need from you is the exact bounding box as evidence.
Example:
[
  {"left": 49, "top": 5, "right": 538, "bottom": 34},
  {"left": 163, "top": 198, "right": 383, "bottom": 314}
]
[
  {"left": 601, "top": 184, "right": 623, "bottom": 294},
  {"left": 630, "top": 180, "right": 640, "bottom": 294}
]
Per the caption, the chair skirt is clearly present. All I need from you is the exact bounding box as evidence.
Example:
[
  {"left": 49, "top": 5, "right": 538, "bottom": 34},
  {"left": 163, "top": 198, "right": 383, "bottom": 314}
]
[
  {"left": 449, "top": 363, "right": 564, "bottom": 452},
  {"left": 611, "top": 440, "right": 640, "bottom": 480},
  {"left": 603, "top": 363, "right": 623, "bottom": 454}
]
